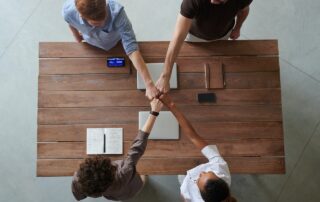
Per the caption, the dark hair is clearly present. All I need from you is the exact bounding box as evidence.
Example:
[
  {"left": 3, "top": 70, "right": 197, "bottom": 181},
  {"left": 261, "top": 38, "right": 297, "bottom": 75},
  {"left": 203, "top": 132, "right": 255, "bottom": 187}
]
[
  {"left": 200, "top": 178, "right": 230, "bottom": 202},
  {"left": 76, "top": 0, "right": 107, "bottom": 21},
  {"left": 77, "top": 156, "right": 116, "bottom": 196}
]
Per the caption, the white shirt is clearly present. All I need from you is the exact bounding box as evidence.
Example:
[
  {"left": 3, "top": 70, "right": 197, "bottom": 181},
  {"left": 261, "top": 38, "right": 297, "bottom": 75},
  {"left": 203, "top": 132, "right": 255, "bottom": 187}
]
[{"left": 180, "top": 145, "right": 231, "bottom": 202}]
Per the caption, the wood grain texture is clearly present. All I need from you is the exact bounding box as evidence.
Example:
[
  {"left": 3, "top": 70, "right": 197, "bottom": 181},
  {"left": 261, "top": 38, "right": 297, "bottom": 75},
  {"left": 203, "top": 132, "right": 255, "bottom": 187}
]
[
  {"left": 37, "top": 157, "right": 285, "bottom": 176},
  {"left": 39, "top": 58, "right": 130, "bottom": 75},
  {"left": 38, "top": 72, "right": 280, "bottom": 91},
  {"left": 38, "top": 89, "right": 281, "bottom": 107},
  {"left": 225, "top": 72, "right": 280, "bottom": 89},
  {"left": 37, "top": 40, "right": 284, "bottom": 176},
  {"left": 39, "top": 40, "right": 278, "bottom": 58},
  {"left": 209, "top": 61, "right": 224, "bottom": 89},
  {"left": 38, "top": 122, "right": 283, "bottom": 142},
  {"left": 38, "top": 105, "right": 282, "bottom": 125},
  {"left": 36, "top": 58, "right": 230, "bottom": 75},
  {"left": 38, "top": 139, "right": 284, "bottom": 159}
]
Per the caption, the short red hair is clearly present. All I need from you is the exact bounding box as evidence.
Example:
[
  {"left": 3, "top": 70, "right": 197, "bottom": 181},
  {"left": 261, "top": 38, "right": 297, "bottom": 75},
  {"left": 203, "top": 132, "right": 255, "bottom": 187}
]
[{"left": 76, "top": 0, "right": 107, "bottom": 21}]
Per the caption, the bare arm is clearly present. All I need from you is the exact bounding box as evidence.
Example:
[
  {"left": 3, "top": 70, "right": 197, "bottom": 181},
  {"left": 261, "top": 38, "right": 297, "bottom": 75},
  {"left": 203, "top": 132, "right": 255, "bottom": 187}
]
[
  {"left": 234, "top": 6, "right": 250, "bottom": 31},
  {"left": 160, "top": 94, "right": 207, "bottom": 150},
  {"left": 129, "top": 50, "right": 159, "bottom": 100},
  {"left": 141, "top": 99, "right": 163, "bottom": 133},
  {"left": 156, "top": 14, "right": 192, "bottom": 93},
  {"left": 68, "top": 25, "right": 83, "bottom": 42},
  {"left": 230, "top": 6, "right": 250, "bottom": 40},
  {"left": 126, "top": 99, "right": 163, "bottom": 166}
]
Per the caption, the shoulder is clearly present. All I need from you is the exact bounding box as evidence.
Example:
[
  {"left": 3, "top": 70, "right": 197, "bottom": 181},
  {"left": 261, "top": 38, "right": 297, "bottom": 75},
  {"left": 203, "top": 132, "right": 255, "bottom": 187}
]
[
  {"left": 108, "top": 0, "right": 124, "bottom": 16},
  {"left": 181, "top": 0, "right": 205, "bottom": 18},
  {"left": 62, "top": 0, "right": 78, "bottom": 21},
  {"left": 236, "top": 0, "right": 253, "bottom": 10}
]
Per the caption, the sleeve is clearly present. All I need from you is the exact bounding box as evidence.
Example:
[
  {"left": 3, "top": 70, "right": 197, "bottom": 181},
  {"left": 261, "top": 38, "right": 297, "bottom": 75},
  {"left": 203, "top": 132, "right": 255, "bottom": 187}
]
[
  {"left": 124, "top": 130, "right": 149, "bottom": 166},
  {"left": 201, "top": 145, "right": 224, "bottom": 162},
  {"left": 114, "top": 8, "right": 139, "bottom": 55},
  {"left": 238, "top": 0, "right": 253, "bottom": 10},
  {"left": 62, "top": 1, "right": 72, "bottom": 24},
  {"left": 202, "top": 145, "right": 231, "bottom": 186},
  {"left": 180, "top": 0, "right": 199, "bottom": 19},
  {"left": 71, "top": 172, "right": 87, "bottom": 201}
]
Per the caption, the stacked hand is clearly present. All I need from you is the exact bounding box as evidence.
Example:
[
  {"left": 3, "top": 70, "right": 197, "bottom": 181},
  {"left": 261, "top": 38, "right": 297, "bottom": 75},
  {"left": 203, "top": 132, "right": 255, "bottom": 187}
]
[
  {"left": 155, "top": 73, "right": 170, "bottom": 94},
  {"left": 159, "top": 93, "right": 174, "bottom": 109},
  {"left": 229, "top": 28, "right": 240, "bottom": 40},
  {"left": 150, "top": 98, "right": 163, "bottom": 113},
  {"left": 145, "top": 84, "right": 160, "bottom": 100}
]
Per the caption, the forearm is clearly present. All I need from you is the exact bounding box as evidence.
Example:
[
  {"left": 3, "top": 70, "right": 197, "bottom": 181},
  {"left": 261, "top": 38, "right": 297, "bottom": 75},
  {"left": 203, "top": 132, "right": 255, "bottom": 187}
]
[
  {"left": 68, "top": 25, "right": 82, "bottom": 42},
  {"left": 141, "top": 114, "right": 157, "bottom": 134},
  {"left": 234, "top": 7, "right": 250, "bottom": 30},
  {"left": 129, "top": 50, "right": 154, "bottom": 87},
  {"left": 162, "top": 14, "right": 191, "bottom": 79},
  {"left": 166, "top": 103, "right": 207, "bottom": 149},
  {"left": 162, "top": 37, "right": 184, "bottom": 79}
]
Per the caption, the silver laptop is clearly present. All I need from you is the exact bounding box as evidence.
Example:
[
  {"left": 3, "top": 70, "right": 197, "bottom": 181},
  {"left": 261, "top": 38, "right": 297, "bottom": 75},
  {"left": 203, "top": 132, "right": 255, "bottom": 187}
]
[
  {"left": 137, "top": 63, "right": 178, "bottom": 89},
  {"left": 138, "top": 111, "right": 179, "bottom": 140}
]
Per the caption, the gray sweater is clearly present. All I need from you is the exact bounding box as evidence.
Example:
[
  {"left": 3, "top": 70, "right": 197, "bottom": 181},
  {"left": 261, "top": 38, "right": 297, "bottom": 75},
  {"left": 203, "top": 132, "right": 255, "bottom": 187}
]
[{"left": 71, "top": 130, "right": 149, "bottom": 201}]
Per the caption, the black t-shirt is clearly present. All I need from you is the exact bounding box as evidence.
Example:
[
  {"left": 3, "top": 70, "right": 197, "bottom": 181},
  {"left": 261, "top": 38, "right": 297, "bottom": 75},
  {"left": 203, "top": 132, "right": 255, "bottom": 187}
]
[{"left": 180, "top": 0, "right": 253, "bottom": 40}]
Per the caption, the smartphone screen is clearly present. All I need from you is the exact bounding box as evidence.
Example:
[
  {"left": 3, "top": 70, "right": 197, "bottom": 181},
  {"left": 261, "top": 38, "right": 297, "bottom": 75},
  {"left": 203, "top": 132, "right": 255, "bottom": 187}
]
[
  {"left": 198, "top": 93, "right": 216, "bottom": 103},
  {"left": 106, "top": 57, "right": 126, "bottom": 67}
]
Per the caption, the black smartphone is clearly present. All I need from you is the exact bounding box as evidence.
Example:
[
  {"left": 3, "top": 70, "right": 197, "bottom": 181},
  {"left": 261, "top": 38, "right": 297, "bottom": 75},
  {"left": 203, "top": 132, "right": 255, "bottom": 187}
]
[
  {"left": 198, "top": 93, "right": 216, "bottom": 103},
  {"left": 106, "top": 57, "right": 126, "bottom": 67}
]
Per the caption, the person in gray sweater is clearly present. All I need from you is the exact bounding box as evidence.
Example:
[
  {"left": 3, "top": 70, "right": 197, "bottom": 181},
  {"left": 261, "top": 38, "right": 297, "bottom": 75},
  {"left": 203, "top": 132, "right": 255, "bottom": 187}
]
[{"left": 71, "top": 99, "right": 163, "bottom": 201}]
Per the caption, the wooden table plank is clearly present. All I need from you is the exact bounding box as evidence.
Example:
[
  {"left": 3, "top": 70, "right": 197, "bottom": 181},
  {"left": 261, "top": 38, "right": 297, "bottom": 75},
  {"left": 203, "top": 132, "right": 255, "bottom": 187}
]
[
  {"left": 37, "top": 157, "right": 285, "bottom": 176},
  {"left": 38, "top": 89, "right": 281, "bottom": 107},
  {"left": 222, "top": 57, "right": 280, "bottom": 73},
  {"left": 225, "top": 72, "right": 280, "bottom": 89},
  {"left": 39, "top": 58, "right": 131, "bottom": 75},
  {"left": 38, "top": 139, "right": 284, "bottom": 159},
  {"left": 38, "top": 105, "right": 282, "bottom": 125},
  {"left": 38, "top": 122, "right": 283, "bottom": 142},
  {"left": 38, "top": 72, "right": 280, "bottom": 91},
  {"left": 40, "top": 56, "right": 280, "bottom": 75},
  {"left": 39, "top": 40, "right": 278, "bottom": 58}
]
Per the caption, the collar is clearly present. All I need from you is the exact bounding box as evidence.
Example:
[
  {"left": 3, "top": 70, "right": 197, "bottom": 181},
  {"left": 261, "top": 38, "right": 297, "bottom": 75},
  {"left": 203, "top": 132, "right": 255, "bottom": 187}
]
[{"left": 78, "top": 13, "right": 85, "bottom": 25}]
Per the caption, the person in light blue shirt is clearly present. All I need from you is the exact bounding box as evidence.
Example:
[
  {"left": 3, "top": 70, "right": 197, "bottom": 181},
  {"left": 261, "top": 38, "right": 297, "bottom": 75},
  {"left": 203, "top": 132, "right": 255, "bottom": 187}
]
[{"left": 62, "top": 0, "right": 159, "bottom": 99}]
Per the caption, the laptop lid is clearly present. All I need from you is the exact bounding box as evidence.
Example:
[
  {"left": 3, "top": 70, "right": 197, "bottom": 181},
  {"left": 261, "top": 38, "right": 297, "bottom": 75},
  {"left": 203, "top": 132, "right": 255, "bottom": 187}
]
[
  {"left": 138, "top": 111, "right": 179, "bottom": 140},
  {"left": 137, "top": 63, "right": 178, "bottom": 89}
]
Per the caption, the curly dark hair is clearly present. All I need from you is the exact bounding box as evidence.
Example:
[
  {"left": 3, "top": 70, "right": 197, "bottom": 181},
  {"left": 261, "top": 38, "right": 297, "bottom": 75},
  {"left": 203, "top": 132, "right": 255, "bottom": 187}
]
[
  {"left": 200, "top": 178, "right": 230, "bottom": 202},
  {"left": 77, "top": 156, "right": 116, "bottom": 196}
]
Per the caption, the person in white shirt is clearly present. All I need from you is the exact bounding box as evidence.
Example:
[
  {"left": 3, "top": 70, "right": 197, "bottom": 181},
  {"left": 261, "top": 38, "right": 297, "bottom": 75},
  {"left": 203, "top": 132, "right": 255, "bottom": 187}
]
[{"left": 160, "top": 94, "right": 237, "bottom": 202}]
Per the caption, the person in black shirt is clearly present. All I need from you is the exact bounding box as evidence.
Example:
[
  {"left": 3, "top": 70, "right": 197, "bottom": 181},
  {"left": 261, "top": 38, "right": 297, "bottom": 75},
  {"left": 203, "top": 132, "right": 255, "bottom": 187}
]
[{"left": 155, "top": 0, "right": 253, "bottom": 94}]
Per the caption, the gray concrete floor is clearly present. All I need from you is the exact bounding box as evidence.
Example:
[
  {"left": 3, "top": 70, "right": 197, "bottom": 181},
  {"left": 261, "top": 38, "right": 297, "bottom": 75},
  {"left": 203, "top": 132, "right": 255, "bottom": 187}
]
[{"left": 0, "top": 0, "right": 319, "bottom": 201}]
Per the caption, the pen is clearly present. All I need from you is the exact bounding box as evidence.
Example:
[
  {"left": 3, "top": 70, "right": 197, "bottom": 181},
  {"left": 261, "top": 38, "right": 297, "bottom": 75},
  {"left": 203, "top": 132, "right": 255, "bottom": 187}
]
[{"left": 103, "top": 133, "right": 106, "bottom": 153}]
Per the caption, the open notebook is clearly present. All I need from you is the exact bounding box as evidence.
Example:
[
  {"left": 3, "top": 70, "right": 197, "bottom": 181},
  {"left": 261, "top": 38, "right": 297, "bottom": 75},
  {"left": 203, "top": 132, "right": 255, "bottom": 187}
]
[
  {"left": 139, "top": 111, "right": 179, "bottom": 140},
  {"left": 86, "top": 128, "right": 123, "bottom": 155},
  {"left": 137, "top": 63, "right": 178, "bottom": 89}
]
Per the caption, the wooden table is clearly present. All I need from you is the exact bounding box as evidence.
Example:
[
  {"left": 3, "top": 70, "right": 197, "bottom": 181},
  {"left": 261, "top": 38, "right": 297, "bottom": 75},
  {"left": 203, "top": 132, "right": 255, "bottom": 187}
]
[{"left": 37, "top": 40, "right": 285, "bottom": 176}]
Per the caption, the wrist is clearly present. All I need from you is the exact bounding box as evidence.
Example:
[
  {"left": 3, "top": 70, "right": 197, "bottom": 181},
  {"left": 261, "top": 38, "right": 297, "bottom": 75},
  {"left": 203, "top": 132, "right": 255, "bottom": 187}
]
[
  {"left": 150, "top": 111, "right": 159, "bottom": 116},
  {"left": 161, "top": 72, "right": 170, "bottom": 80},
  {"left": 233, "top": 25, "right": 241, "bottom": 31},
  {"left": 151, "top": 107, "right": 160, "bottom": 113},
  {"left": 145, "top": 80, "right": 154, "bottom": 88}
]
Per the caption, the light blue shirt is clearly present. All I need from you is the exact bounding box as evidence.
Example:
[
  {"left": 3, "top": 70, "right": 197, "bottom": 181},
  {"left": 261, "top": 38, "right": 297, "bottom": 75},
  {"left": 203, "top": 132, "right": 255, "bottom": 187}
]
[{"left": 62, "top": 0, "right": 138, "bottom": 55}]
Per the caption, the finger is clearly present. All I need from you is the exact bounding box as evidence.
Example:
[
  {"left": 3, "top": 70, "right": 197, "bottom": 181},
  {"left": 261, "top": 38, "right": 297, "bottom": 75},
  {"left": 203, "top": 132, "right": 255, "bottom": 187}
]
[
  {"left": 146, "top": 93, "right": 152, "bottom": 100},
  {"left": 155, "top": 91, "right": 162, "bottom": 99}
]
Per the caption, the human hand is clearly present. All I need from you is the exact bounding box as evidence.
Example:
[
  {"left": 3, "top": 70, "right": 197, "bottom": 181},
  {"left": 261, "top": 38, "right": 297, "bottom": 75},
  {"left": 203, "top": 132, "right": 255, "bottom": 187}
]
[
  {"left": 74, "top": 32, "right": 83, "bottom": 42},
  {"left": 150, "top": 99, "right": 163, "bottom": 113},
  {"left": 155, "top": 74, "right": 170, "bottom": 93},
  {"left": 145, "top": 83, "right": 160, "bottom": 100},
  {"left": 159, "top": 93, "right": 175, "bottom": 109},
  {"left": 229, "top": 28, "right": 240, "bottom": 40}
]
